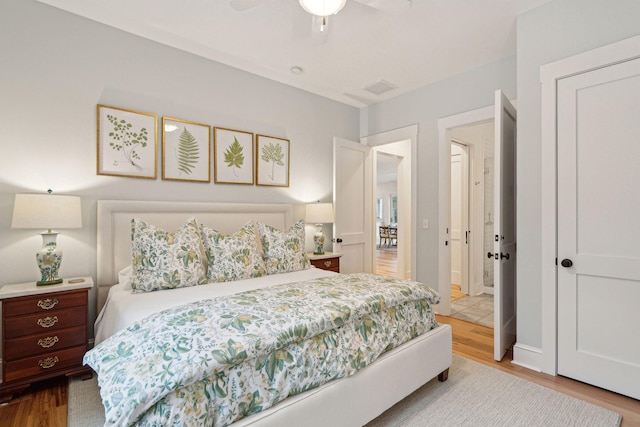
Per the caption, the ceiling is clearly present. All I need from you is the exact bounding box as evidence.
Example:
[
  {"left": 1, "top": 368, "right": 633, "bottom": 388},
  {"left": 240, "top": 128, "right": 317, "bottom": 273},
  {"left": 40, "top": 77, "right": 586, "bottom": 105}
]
[{"left": 37, "top": 0, "right": 551, "bottom": 108}]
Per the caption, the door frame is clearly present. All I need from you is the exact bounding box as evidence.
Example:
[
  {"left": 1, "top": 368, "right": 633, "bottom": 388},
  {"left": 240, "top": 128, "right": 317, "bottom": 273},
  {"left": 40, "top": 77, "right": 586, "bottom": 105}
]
[
  {"left": 540, "top": 34, "right": 640, "bottom": 376},
  {"left": 362, "top": 124, "right": 418, "bottom": 281},
  {"left": 438, "top": 105, "right": 495, "bottom": 315}
]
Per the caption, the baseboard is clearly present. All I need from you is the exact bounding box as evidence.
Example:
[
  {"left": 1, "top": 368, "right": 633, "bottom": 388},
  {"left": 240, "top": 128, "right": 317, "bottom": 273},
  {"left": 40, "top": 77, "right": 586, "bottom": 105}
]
[{"left": 512, "top": 343, "right": 543, "bottom": 372}]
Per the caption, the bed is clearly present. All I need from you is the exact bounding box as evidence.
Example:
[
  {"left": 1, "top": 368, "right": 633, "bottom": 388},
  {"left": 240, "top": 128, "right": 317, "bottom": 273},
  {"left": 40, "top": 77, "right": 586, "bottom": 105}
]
[{"left": 89, "top": 200, "right": 452, "bottom": 426}]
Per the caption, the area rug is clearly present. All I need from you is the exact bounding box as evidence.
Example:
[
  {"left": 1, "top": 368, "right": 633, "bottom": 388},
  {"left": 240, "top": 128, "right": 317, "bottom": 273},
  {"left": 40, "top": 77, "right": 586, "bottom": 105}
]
[{"left": 68, "top": 355, "right": 621, "bottom": 427}]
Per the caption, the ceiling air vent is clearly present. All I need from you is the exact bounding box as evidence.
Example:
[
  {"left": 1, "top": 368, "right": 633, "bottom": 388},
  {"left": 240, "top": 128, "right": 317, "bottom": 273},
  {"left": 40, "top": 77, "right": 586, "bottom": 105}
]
[{"left": 363, "top": 79, "right": 398, "bottom": 96}]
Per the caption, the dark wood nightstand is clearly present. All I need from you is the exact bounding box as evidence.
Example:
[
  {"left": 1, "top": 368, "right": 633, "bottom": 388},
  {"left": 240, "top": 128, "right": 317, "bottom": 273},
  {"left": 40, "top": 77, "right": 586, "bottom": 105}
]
[
  {"left": 0, "top": 277, "right": 93, "bottom": 403},
  {"left": 308, "top": 252, "right": 342, "bottom": 273}
]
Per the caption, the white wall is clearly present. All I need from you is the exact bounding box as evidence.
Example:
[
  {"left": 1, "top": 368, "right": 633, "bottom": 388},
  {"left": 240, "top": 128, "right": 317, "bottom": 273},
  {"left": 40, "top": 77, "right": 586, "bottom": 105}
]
[
  {"left": 363, "top": 56, "right": 517, "bottom": 292},
  {"left": 376, "top": 181, "right": 397, "bottom": 227},
  {"left": 516, "top": 0, "right": 640, "bottom": 351},
  {"left": 0, "top": 0, "right": 359, "bottom": 333}
]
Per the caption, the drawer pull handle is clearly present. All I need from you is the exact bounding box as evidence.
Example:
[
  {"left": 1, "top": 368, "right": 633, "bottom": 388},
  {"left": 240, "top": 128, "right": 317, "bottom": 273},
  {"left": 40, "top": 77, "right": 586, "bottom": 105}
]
[
  {"left": 324, "top": 261, "right": 332, "bottom": 267},
  {"left": 37, "top": 316, "right": 59, "bottom": 328},
  {"left": 37, "top": 298, "right": 59, "bottom": 310},
  {"left": 38, "top": 356, "right": 59, "bottom": 369},
  {"left": 38, "top": 336, "right": 59, "bottom": 348}
]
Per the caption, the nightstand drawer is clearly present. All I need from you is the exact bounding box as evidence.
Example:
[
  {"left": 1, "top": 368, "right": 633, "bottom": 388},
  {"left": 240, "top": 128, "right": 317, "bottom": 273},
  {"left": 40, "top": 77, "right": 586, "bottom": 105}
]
[
  {"left": 4, "top": 326, "right": 86, "bottom": 361},
  {"left": 4, "top": 305, "right": 86, "bottom": 339},
  {"left": 310, "top": 257, "right": 340, "bottom": 272},
  {"left": 3, "top": 290, "right": 87, "bottom": 317},
  {"left": 3, "top": 345, "right": 87, "bottom": 383}
]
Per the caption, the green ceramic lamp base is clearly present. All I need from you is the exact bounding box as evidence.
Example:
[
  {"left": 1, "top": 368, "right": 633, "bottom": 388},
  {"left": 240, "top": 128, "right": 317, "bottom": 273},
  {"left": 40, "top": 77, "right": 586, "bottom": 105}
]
[{"left": 37, "top": 278, "right": 64, "bottom": 286}]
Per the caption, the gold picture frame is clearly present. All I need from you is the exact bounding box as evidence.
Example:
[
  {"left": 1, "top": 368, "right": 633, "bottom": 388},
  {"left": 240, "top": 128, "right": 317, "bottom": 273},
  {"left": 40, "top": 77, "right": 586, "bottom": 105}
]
[
  {"left": 256, "top": 134, "right": 290, "bottom": 187},
  {"left": 213, "top": 127, "right": 254, "bottom": 185},
  {"left": 97, "top": 105, "right": 158, "bottom": 179},
  {"left": 162, "top": 117, "right": 211, "bottom": 183}
]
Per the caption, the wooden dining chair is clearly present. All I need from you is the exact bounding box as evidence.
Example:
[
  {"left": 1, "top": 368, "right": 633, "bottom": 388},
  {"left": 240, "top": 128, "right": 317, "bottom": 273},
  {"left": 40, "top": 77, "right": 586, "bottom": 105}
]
[
  {"left": 389, "top": 226, "right": 398, "bottom": 247},
  {"left": 379, "top": 226, "right": 390, "bottom": 248}
]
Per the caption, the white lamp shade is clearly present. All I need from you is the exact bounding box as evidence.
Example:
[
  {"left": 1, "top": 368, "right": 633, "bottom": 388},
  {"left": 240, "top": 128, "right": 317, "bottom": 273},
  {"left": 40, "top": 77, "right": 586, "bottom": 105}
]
[
  {"left": 299, "top": 0, "right": 347, "bottom": 16},
  {"left": 306, "top": 202, "right": 334, "bottom": 224},
  {"left": 12, "top": 193, "right": 82, "bottom": 230}
]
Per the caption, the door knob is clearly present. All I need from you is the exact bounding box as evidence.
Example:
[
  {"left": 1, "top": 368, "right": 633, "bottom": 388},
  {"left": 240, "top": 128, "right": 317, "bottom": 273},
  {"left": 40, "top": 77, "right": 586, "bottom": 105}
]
[
  {"left": 487, "top": 252, "right": 494, "bottom": 259},
  {"left": 561, "top": 258, "right": 573, "bottom": 268},
  {"left": 500, "top": 252, "right": 510, "bottom": 260}
]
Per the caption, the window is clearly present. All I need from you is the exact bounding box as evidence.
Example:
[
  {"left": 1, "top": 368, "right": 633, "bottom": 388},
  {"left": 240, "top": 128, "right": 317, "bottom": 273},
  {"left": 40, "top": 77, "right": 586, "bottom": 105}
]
[
  {"left": 390, "top": 194, "right": 398, "bottom": 224},
  {"left": 376, "top": 197, "right": 383, "bottom": 219}
]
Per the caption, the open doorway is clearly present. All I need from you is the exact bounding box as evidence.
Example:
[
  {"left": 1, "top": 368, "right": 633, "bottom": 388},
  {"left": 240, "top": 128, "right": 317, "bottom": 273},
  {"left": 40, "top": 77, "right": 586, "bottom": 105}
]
[
  {"left": 448, "top": 120, "right": 495, "bottom": 328},
  {"left": 333, "top": 125, "right": 417, "bottom": 278},
  {"left": 375, "top": 152, "right": 400, "bottom": 278},
  {"left": 363, "top": 125, "right": 416, "bottom": 281},
  {"left": 438, "top": 92, "right": 517, "bottom": 361}
]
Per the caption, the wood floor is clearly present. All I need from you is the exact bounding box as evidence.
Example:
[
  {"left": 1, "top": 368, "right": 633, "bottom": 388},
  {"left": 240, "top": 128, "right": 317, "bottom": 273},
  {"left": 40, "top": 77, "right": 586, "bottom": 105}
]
[{"left": 1, "top": 252, "right": 637, "bottom": 426}]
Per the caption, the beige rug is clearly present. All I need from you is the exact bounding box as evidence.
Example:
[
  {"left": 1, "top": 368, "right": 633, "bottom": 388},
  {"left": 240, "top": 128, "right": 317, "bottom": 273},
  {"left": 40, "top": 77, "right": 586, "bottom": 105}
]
[{"left": 69, "top": 355, "right": 621, "bottom": 426}]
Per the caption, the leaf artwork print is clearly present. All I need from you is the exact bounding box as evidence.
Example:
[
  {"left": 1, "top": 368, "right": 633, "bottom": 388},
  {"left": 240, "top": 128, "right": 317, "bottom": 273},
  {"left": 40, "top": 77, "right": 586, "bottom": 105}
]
[
  {"left": 107, "top": 114, "right": 149, "bottom": 170},
  {"left": 224, "top": 137, "right": 244, "bottom": 176},
  {"left": 176, "top": 126, "right": 200, "bottom": 175},
  {"left": 261, "top": 142, "right": 285, "bottom": 181}
]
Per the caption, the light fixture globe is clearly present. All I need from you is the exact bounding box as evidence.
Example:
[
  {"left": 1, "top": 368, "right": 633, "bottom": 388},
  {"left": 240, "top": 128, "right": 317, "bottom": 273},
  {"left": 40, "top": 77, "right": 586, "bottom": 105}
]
[{"left": 299, "top": 0, "right": 347, "bottom": 16}]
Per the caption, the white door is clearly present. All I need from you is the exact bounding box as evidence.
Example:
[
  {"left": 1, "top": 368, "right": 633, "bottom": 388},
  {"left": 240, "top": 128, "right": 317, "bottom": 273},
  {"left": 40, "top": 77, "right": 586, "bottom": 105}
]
[
  {"left": 493, "top": 90, "right": 517, "bottom": 361},
  {"left": 557, "top": 57, "right": 640, "bottom": 399},
  {"left": 333, "top": 137, "right": 373, "bottom": 274},
  {"left": 450, "top": 143, "right": 469, "bottom": 293}
]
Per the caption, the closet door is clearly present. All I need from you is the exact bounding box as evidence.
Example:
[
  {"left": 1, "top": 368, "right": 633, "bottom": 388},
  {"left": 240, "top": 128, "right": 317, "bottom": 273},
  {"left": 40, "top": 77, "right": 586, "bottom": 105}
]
[{"left": 557, "top": 56, "right": 640, "bottom": 400}]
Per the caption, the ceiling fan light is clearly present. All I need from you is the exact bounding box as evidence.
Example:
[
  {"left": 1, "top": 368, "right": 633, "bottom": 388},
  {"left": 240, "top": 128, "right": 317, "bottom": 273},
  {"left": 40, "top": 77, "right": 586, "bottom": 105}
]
[{"left": 299, "top": 0, "right": 347, "bottom": 17}]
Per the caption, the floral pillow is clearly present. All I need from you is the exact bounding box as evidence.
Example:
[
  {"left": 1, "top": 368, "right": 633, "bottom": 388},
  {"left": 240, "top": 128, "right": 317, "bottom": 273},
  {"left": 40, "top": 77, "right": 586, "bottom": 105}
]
[
  {"left": 130, "top": 217, "right": 208, "bottom": 293},
  {"left": 200, "top": 222, "right": 266, "bottom": 282},
  {"left": 257, "top": 220, "right": 310, "bottom": 275}
]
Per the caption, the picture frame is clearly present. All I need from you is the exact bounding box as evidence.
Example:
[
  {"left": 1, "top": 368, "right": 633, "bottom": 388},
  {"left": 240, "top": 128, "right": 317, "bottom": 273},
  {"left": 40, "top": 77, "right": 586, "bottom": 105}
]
[
  {"left": 256, "top": 134, "right": 290, "bottom": 187},
  {"left": 213, "top": 127, "right": 254, "bottom": 185},
  {"left": 162, "top": 117, "right": 211, "bottom": 183},
  {"left": 97, "top": 105, "right": 158, "bottom": 179}
]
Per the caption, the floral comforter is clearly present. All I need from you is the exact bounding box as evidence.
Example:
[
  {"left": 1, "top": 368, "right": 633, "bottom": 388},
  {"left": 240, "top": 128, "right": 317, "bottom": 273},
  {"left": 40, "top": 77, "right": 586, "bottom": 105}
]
[{"left": 84, "top": 273, "right": 440, "bottom": 426}]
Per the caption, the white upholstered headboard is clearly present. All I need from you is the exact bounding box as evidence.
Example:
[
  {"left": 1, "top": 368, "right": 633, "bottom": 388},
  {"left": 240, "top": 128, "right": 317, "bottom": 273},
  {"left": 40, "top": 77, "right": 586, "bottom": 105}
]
[{"left": 96, "top": 200, "right": 294, "bottom": 312}]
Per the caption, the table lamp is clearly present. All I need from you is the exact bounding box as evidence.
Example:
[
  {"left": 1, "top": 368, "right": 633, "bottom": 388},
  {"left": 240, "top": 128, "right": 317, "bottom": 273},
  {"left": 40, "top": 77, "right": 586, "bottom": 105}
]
[
  {"left": 305, "top": 202, "right": 333, "bottom": 255},
  {"left": 11, "top": 191, "right": 82, "bottom": 285}
]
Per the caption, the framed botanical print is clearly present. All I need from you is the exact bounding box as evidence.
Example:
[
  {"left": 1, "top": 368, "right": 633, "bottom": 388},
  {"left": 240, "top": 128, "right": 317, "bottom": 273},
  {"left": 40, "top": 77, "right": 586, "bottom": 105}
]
[
  {"left": 162, "top": 117, "right": 211, "bottom": 182},
  {"left": 213, "top": 127, "right": 254, "bottom": 185},
  {"left": 256, "top": 134, "right": 290, "bottom": 187},
  {"left": 97, "top": 105, "right": 158, "bottom": 179}
]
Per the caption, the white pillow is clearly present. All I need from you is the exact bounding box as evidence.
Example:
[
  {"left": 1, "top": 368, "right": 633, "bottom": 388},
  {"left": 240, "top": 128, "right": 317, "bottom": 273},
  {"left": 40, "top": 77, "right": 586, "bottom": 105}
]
[{"left": 118, "top": 265, "right": 133, "bottom": 289}]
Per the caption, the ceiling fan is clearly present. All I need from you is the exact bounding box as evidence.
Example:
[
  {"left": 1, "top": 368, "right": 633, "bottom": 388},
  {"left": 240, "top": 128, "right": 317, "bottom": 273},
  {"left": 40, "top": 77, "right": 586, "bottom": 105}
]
[{"left": 230, "top": 0, "right": 411, "bottom": 42}]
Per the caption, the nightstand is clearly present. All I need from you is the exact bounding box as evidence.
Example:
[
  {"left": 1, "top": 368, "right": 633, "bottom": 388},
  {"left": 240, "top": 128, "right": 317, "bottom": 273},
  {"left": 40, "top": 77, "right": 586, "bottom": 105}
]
[
  {"left": 308, "top": 252, "right": 342, "bottom": 273},
  {"left": 0, "top": 277, "right": 93, "bottom": 403}
]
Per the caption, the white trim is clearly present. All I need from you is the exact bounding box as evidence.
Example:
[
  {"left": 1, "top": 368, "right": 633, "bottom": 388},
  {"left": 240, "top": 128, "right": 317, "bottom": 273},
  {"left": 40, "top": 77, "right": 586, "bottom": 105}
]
[
  {"left": 362, "top": 125, "right": 418, "bottom": 281},
  {"left": 437, "top": 106, "right": 494, "bottom": 315},
  {"left": 539, "top": 34, "right": 640, "bottom": 376},
  {"left": 512, "top": 343, "right": 543, "bottom": 372}
]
